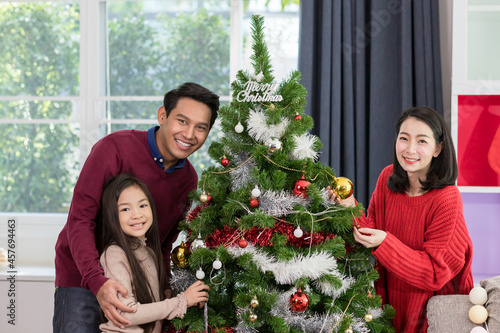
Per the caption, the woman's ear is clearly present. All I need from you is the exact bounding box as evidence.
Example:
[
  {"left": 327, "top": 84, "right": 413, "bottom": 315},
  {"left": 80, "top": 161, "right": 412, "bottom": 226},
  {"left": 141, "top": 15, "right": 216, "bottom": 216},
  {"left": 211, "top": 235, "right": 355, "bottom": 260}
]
[{"left": 434, "top": 142, "right": 444, "bottom": 157}]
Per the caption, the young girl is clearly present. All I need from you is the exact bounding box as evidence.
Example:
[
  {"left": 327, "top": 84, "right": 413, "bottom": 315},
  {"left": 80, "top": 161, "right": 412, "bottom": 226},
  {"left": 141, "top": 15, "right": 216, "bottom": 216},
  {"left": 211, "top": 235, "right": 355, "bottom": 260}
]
[
  {"left": 98, "top": 173, "right": 209, "bottom": 333},
  {"left": 335, "top": 106, "right": 473, "bottom": 333}
]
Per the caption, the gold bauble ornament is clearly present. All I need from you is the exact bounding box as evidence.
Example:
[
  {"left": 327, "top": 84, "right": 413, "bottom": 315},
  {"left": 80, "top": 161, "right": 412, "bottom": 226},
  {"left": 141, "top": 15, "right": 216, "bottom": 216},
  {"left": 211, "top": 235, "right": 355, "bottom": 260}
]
[
  {"left": 344, "top": 326, "right": 353, "bottom": 333},
  {"left": 199, "top": 191, "right": 209, "bottom": 203},
  {"left": 250, "top": 296, "right": 259, "bottom": 308},
  {"left": 332, "top": 176, "right": 354, "bottom": 199},
  {"left": 171, "top": 242, "right": 190, "bottom": 268},
  {"left": 249, "top": 312, "right": 258, "bottom": 322},
  {"left": 364, "top": 311, "right": 373, "bottom": 322}
]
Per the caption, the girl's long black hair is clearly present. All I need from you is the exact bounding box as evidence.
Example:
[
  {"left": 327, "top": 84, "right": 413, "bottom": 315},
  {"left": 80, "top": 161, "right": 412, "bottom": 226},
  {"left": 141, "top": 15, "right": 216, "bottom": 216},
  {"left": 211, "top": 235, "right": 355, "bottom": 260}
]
[
  {"left": 98, "top": 173, "right": 165, "bottom": 333},
  {"left": 388, "top": 106, "right": 458, "bottom": 193}
]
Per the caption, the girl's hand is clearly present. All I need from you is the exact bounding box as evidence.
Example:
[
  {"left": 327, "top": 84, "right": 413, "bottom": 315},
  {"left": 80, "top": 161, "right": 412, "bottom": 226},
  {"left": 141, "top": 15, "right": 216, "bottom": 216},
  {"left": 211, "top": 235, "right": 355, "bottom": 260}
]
[
  {"left": 184, "top": 280, "right": 210, "bottom": 308},
  {"left": 327, "top": 186, "right": 356, "bottom": 207},
  {"left": 353, "top": 227, "right": 386, "bottom": 248}
]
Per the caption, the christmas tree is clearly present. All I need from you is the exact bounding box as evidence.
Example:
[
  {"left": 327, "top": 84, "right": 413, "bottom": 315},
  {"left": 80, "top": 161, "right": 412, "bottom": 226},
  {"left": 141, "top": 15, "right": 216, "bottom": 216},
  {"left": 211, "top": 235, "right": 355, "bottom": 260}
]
[{"left": 169, "top": 15, "right": 395, "bottom": 333}]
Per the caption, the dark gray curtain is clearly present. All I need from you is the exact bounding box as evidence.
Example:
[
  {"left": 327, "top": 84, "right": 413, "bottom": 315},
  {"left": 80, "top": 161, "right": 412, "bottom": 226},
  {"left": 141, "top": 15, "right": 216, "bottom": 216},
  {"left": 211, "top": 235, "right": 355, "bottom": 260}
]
[{"left": 299, "top": 0, "right": 443, "bottom": 206}]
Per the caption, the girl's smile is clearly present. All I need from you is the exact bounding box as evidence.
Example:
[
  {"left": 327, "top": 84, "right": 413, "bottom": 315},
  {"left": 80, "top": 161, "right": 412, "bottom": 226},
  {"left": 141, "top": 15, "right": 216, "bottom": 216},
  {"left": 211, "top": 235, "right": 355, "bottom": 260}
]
[{"left": 117, "top": 185, "right": 153, "bottom": 240}]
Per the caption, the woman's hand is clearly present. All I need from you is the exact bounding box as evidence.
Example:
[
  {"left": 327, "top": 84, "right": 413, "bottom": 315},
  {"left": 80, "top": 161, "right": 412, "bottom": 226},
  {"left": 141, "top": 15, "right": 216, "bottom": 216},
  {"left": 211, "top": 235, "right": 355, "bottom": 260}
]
[
  {"left": 327, "top": 186, "right": 356, "bottom": 207},
  {"left": 353, "top": 227, "right": 386, "bottom": 248},
  {"left": 184, "top": 280, "right": 210, "bottom": 308}
]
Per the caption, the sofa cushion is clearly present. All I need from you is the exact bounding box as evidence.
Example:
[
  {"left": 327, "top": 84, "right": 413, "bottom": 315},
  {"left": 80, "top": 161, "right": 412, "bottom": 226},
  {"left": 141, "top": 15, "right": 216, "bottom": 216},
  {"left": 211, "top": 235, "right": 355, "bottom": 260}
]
[
  {"left": 427, "top": 295, "right": 476, "bottom": 333},
  {"left": 481, "top": 275, "right": 500, "bottom": 331}
]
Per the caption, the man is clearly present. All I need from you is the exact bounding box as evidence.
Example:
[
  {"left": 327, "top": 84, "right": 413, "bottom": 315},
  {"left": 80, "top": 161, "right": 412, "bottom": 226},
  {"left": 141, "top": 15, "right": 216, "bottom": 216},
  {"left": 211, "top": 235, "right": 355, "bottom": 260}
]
[{"left": 53, "top": 82, "right": 219, "bottom": 333}]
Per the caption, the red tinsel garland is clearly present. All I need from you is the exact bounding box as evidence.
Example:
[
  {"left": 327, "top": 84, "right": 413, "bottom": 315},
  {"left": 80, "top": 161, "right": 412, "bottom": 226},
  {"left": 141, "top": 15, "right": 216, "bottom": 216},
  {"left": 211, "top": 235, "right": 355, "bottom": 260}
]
[{"left": 205, "top": 220, "right": 336, "bottom": 249}]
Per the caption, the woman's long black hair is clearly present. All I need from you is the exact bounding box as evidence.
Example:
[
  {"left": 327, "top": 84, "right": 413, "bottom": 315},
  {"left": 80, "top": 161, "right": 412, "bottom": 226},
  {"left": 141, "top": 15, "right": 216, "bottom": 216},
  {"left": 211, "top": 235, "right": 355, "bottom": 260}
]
[
  {"left": 387, "top": 106, "right": 458, "bottom": 193},
  {"left": 98, "top": 173, "right": 165, "bottom": 333}
]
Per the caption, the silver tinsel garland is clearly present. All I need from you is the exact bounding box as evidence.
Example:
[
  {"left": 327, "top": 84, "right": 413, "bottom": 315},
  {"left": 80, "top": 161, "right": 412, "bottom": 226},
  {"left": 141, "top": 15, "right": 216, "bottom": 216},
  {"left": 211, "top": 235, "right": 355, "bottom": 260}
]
[
  {"left": 259, "top": 189, "right": 308, "bottom": 217},
  {"left": 227, "top": 244, "right": 342, "bottom": 285},
  {"left": 229, "top": 152, "right": 257, "bottom": 192}
]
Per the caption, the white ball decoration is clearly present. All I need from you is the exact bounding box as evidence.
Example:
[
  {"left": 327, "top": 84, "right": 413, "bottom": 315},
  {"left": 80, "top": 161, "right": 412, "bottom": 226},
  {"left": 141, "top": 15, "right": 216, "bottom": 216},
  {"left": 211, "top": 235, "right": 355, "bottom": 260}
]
[
  {"left": 196, "top": 268, "right": 205, "bottom": 280},
  {"left": 213, "top": 258, "right": 222, "bottom": 270},
  {"left": 469, "top": 286, "right": 488, "bottom": 305},
  {"left": 235, "top": 121, "right": 244, "bottom": 133},
  {"left": 266, "top": 137, "right": 282, "bottom": 153},
  {"left": 469, "top": 305, "right": 488, "bottom": 324},
  {"left": 470, "top": 327, "right": 488, "bottom": 333},
  {"left": 251, "top": 185, "right": 261, "bottom": 198},
  {"left": 293, "top": 226, "right": 303, "bottom": 238}
]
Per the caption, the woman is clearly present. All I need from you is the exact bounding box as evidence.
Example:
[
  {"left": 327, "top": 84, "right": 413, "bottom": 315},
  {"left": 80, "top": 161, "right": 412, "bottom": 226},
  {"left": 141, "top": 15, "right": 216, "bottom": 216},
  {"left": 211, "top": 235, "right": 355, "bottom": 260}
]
[{"left": 335, "top": 106, "right": 473, "bottom": 332}]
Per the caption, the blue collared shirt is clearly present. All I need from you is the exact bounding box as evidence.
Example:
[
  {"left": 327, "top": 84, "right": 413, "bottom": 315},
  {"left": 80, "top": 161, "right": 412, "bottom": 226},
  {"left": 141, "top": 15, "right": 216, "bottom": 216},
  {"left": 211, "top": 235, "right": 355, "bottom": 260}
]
[{"left": 147, "top": 126, "right": 186, "bottom": 174}]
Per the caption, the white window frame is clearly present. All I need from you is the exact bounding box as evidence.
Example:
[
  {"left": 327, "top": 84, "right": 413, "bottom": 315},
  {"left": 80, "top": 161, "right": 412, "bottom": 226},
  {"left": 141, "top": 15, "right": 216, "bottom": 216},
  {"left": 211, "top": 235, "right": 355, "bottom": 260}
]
[
  {"left": 1, "top": 0, "right": 296, "bottom": 267},
  {"left": 451, "top": 0, "right": 500, "bottom": 193}
]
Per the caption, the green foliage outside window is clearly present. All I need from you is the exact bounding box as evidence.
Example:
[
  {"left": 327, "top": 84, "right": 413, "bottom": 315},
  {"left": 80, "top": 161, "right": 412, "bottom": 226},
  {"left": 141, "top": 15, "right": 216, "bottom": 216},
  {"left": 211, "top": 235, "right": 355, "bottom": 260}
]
[{"left": 0, "top": 2, "right": 230, "bottom": 212}]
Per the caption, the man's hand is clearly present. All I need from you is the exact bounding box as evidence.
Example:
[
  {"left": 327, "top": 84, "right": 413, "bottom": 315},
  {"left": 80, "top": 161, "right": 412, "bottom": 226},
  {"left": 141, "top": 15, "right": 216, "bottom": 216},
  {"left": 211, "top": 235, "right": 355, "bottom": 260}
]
[
  {"left": 96, "top": 279, "right": 135, "bottom": 328},
  {"left": 353, "top": 227, "right": 387, "bottom": 248}
]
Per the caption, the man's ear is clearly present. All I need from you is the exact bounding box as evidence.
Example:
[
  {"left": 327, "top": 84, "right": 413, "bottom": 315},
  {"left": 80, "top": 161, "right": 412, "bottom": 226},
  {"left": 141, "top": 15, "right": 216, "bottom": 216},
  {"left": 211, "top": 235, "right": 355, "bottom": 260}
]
[{"left": 157, "top": 106, "right": 166, "bottom": 124}]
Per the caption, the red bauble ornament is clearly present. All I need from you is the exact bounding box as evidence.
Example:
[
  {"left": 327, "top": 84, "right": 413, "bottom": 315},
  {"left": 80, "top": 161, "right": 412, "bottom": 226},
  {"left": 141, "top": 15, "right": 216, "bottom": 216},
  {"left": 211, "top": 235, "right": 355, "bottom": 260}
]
[
  {"left": 249, "top": 198, "right": 259, "bottom": 208},
  {"left": 221, "top": 157, "right": 229, "bottom": 167},
  {"left": 238, "top": 238, "right": 248, "bottom": 248},
  {"left": 290, "top": 287, "right": 309, "bottom": 313},
  {"left": 294, "top": 113, "right": 301, "bottom": 121},
  {"left": 292, "top": 174, "right": 310, "bottom": 198}
]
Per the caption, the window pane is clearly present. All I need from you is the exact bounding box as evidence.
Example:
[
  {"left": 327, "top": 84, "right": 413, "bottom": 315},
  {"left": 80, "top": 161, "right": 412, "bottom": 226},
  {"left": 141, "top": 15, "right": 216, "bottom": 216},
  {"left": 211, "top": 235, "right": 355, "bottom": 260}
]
[
  {"left": 0, "top": 124, "right": 79, "bottom": 213},
  {"left": 106, "top": 1, "right": 230, "bottom": 97},
  {"left": 0, "top": 2, "right": 80, "bottom": 97},
  {"left": 0, "top": 100, "right": 76, "bottom": 120},
  {"left": 243, "top": 1, "right": 300, "bottom": 82},
  {"left": 105, "top": 101, "right": 161, "bottom": 120},
  {"left": 467, "top": 7, "right": 500, "bottom": 80}
]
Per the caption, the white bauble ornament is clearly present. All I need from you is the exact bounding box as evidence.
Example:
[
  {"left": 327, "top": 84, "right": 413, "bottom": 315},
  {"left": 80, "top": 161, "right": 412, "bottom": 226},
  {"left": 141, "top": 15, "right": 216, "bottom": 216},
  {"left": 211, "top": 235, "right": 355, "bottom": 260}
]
[
  {"left": 470, "top": 327, "right": 488, "bottom": 333},
  {"left": 266, "top": 137, "right": 282, "bottom": 153},
  {"left": 293, "top": 226, "right": 303, "bottom": 238},
  {"left": 469, "top": 286, "right": 488, "bottom": 305},
  {"left": 469, "top": 305, "right": 488, "bottom": 324},
  {"left": 190, "top": 233, "right": 206, "bottom": 251},
  {"left": 196, "top": 268, "right": 205, "bottom": 280},
  {"left": 235, "top": 121, "right": 244, "bottom": 133},
  {"left": 251, "top": 185, "right": 261, "bottom": 198},
  {"left": 213, "top": 258, "right": 222, "bottom": 270}
]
